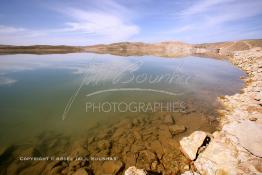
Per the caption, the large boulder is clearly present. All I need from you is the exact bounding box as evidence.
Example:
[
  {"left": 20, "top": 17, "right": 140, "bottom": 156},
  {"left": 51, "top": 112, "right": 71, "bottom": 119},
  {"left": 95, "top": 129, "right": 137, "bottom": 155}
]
[
  {"left": 194, "top": 137, "right": 239, "bottom": 175},
  {"left": 223, "top": 120, "right": 262, "bottom": 158},
  {"left": 193, "top": 131, "right": 262, "bottom": 175},
  {"left": 179, "top": 131, "right": 207, "bottom": 160}
]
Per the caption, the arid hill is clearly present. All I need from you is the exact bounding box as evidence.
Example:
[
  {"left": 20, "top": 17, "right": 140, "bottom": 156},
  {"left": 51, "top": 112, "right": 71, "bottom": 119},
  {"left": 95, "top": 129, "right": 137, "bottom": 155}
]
[
  {"left": 82, "top": 41, "right": 192, "bottom": 57},
  {"left": 0, "top": 39, "right": 261, "bottom": 57},
  {"left": 0, "top": 45, "right": 82, "bottom": 54},
  {"left": 193, "top": 39, "right": 262, "bottom": 55}
]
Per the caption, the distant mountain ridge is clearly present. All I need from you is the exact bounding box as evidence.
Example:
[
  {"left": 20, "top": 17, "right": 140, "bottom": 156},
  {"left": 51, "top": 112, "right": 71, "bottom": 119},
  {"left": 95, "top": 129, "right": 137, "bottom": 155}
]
[{"left": 0, "top": 39, "right": 261, "bottom": 57}]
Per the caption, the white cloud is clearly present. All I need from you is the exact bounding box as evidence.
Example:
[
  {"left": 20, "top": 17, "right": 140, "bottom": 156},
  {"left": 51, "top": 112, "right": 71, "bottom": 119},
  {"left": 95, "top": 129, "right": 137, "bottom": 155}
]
[
  {"left": 180, "top": 0, "right": 236, "bottom": 16},
  {"left": 0, "top": 25, "right": 50, "bottom": 45},
  {"left": 0, "top": 0, "right": 261, "bottom": 45},
  {"left": 179, "top": 0, "right": 262, "bottom": 25},
  {"left": 0, "top": 25, "right": 26, "bottom": 34},
  {"left": 206, "top": 0, "right": 262, "bottom": 25},
  {"left": 0, "top": 0, "right": 139, "bottom": 45},
  {"left": 166, "top": 0, "right": 262, "bottom": 43},
  {"left": 61, "top": 8, "right": 139, "bottom": 42}
]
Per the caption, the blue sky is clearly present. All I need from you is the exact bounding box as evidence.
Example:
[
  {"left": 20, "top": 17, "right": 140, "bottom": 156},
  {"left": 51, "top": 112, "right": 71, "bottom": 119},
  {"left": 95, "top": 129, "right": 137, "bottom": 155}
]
[{"left": 0, "top": 0, "right": 261, "bottom": 45}]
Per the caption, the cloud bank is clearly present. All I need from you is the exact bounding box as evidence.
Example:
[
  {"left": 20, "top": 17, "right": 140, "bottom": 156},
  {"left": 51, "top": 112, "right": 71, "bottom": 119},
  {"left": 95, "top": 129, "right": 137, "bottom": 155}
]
[{"left": 0, "top": 0, "right": 261, "bottom": 45}]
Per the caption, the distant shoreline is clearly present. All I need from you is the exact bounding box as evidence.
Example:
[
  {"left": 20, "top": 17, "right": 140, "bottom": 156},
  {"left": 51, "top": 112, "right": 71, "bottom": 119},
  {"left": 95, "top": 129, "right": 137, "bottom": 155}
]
[{"left": 0, "top": 39, "right": 261, "bottom": 56}]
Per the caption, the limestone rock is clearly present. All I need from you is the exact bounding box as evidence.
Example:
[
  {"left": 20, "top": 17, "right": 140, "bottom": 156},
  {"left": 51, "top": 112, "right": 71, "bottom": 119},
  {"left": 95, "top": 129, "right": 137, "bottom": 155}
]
[
  {"left": 124, "top": 151, "right": 137, "bottom": 167},
  {"left": 194, "top": 138, "right": 239, "bottom": 175},
  {"left": 18, "top": 162, "right": 46, "bottom": 175},
  {"left": 97, "top": 140, "right": 111, "bottom": 150},
  {"left": 102, "top": 161, "right": 123, "bottom": 174},
  {"left": 125, "top": 166, "right": 147, "bottom": 175},
  {"left": 181, "top": 171, "right": 200, "bottom": 175},
  {"left": 151, "top": 160, "right": 158, "bottom": 170},
  {"left": 163, "top": 114, "right": 174, "bottom": 124},
  {"left": 169, "top": 125, "right": 186, "bottom": 135},
  {"left": 223, "top": 120, "right": 262, "bottom": 157},
  {"left": 179, "top": 131, "right": 207, "bottom": 160},
  {"left": 136, "top": 150, "right": 157, "bottom": 169},
  {"left": 150, "top": 140, "right": 164, "bottom": 159},
  {"left": 112, "top": 127, "right": 126, "bottom": 139},
  {"left": 73, "top": 168, "right": 89, "bottom": 175}
]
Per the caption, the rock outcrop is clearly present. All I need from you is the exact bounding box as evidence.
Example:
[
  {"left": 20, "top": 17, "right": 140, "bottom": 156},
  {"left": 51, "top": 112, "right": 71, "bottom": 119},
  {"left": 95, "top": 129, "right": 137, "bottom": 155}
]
[
  {"left": 125, "top": 166, "right": 147, "bottom": 175},
  {"left": 179, "top": 131, "right": 207, "bottom": 161},
  {"left": 180, "top": 46, "right": 262, "bottom": 175}
]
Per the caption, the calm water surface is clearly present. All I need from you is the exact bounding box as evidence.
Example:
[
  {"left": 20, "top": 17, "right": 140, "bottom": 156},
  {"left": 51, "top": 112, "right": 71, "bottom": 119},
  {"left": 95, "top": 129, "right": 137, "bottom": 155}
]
[{"left": 0, "top": 53, "right": 245, "bottom": 148}]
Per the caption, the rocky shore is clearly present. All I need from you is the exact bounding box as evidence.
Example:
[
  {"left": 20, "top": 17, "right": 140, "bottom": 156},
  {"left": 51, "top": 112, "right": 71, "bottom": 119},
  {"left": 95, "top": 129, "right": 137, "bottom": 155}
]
[
  {"left": 179, "top": 46, "right": 262, "bottom": 175},
  {"left": 122, "top": 40, "right": 262, "bottom": 174}
]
